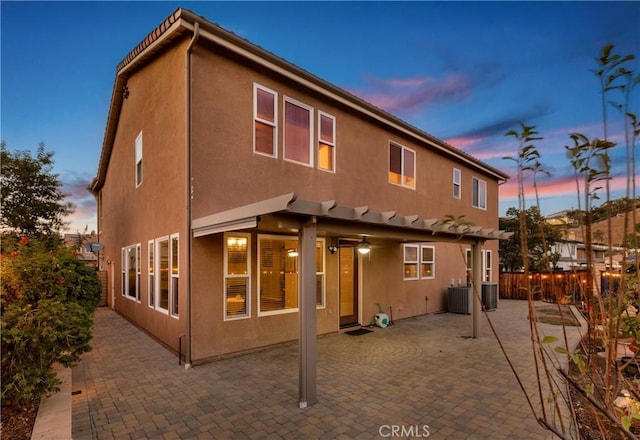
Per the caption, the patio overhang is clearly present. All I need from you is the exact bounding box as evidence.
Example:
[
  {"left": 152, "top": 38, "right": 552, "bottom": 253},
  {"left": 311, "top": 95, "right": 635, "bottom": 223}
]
[
  {"left": 192, "top": 192, "right": 513, "bottom": 242},
  {"left": 192, "top": 192, "right": 510, "bottom": 409}
]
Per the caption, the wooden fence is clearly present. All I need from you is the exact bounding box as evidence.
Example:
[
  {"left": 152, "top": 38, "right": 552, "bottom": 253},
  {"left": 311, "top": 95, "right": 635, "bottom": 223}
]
[
  {"left": 98, "top": 269, "right": 108, "bottom": 306},
  {"left": 499, "top": 271, "right": 588, "bottom": 302}
]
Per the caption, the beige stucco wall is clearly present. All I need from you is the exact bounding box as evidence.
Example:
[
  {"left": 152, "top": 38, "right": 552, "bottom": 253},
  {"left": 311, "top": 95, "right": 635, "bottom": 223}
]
[
  {"left": 98, "top": 39, "right": 188, "bottom": 352},
  {"left": 97, "top": 36, "right": 503, "bottom": 362},
  {"left": 184, "top": 42, "right": 501, "bottom": 361},
  {"left": 189, "top": 46, "right": 500, "bottom": 230},
  {"left": 190, "top": 233, "right": 342, "bottom": 361}
]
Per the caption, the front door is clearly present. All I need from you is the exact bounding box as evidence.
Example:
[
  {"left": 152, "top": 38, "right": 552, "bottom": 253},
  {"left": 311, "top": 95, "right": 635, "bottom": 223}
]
[{"left": 339, "top": 242, "right": 359, "bottom": 327}]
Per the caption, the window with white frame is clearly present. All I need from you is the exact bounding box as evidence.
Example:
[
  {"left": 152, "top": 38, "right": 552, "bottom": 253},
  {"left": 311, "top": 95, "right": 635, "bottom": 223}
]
[
  {"left": 472, "top": 177, "right": 487, "bottom": 209},
  {"left": 258, "top": 235, "right": 325, "bottom": 315},
  {"left": 318, "top": 112, "right": 335, "bottom": 172},
  {"left": 122, "top": 244, "right": 141, "bottom": 301},
  {"left": 157, "top": 238, "right": 169, "bottom": 312},
  {"left": 284, "top": 97, "right": 313, "bottom": 166},
  {"left": 421, "top": 245, "right": 435, "bottom": 279},
  {"left": 483, "top": 250, "right": 492, "bottom": 282},
  {"left": 315, "top": 241, "right": 325, "bottom": 307},
  {"left": 153, "top": 234, "right": 179, "bottom": 316},
  {"left": 465, "top": 249, "right": 492, "bottom": 283},
  {"left": 389, "top": 142, "right": 415, "bottom": 189},
  {"left": 466, "top": 249, "right": 472, "bottom": 286},
  {"left": 170, "top": 235, "right": 179, "bottom": 317},
  {"left": 403, "top": 244, "right": 419, "bottom": 280},
  {"left": 135, "top": 131, "right": 143, "bottom": 187},
  {"left": 453, "top": 168, "right": 461, "bottom": 199},
  {"left": 148, "top": 240, "right": 154, "bottom": 308},
  {"left": 254, "top": 84, "right": 277, "bottom": 157},
  {"left": 224, "top": 234, "right": 250, "bottom": 319}
]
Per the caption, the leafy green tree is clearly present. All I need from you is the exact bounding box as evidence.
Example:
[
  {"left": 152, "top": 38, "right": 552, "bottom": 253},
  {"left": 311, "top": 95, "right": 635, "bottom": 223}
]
[
  {"left": 0, "top": 142, "right": 74, "bottom": 235},
  {"left": 499, "top": 207, "right": 561, "bottom": 272}
]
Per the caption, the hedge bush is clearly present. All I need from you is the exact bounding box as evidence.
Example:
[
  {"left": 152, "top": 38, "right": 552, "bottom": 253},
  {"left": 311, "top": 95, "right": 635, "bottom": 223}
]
[{"left": 1, "top": 234, "right": 101, "bottom": 406}]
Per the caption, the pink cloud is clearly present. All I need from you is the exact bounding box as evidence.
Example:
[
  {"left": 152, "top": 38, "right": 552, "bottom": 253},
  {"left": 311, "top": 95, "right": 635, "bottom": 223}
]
[
  {"left": 500, "top": 174, "right": 629, "bottom": 203},
  {"left": 444, "top": 136, "right": 482, "bottom": 150},
  {"left": 445, "top": 136, "right": 517, "bottom": 161},
  {"left": 350, "top": 73, "right": 472, "bottom": 115}
]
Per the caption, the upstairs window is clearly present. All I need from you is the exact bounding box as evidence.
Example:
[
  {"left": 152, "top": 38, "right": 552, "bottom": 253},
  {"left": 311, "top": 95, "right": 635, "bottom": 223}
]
[
  {"left": 472, "top": 177, "right": 487, "bottom": 209},
  {"left": 284, "top": 97, "right": 313, "bottom": 166},
  {"left": 318, "top": 112, "right": 336, "bottom": 172},
  {"left": 389, "top": 142, "right": 415, "bottom": 189},
  {"left": 254, "top": 84, "right": 277, "bottom": 157},
  {"left": 453, "top": 168, "right": 461, "bottom": 199},
  {"left": 135, "top": 132, "right": 143, "bottom": 187}
]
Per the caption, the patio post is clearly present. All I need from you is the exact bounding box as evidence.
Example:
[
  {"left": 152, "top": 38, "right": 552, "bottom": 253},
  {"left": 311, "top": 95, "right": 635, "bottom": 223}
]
[
  {"left": 298, "top": 217, "right": 318, "bottom": 408},
  {"left": 472, "top": 240, "right": 484, "bottom": 338}
]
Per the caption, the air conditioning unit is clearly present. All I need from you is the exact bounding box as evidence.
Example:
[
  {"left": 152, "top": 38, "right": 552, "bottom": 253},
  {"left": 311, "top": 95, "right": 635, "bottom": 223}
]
[
  {"left": 448, "top": 287, "right": 471, "bottom": 314},
  {"left": 482, "top": 283, "right": 498, "bottom": 311}
]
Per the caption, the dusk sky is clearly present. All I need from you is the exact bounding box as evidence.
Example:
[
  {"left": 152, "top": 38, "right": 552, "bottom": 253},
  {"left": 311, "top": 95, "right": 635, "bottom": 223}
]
[{"left": 2, "top": 1, "right": 638, "bottom": 233}]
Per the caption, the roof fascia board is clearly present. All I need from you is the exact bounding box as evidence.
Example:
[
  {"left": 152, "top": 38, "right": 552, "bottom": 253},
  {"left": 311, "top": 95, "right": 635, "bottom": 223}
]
[
  {"left": 91, "top": 17, "right": 188, "bottom": 192},
  {"left": 117, "top": 18, "right": 186, "bottom": 78}
]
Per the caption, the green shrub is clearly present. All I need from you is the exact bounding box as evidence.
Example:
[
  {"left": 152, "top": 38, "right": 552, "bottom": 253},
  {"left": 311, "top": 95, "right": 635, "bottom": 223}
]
[{"left": 1, "top": 234, "right": 101, "bottom": 406}]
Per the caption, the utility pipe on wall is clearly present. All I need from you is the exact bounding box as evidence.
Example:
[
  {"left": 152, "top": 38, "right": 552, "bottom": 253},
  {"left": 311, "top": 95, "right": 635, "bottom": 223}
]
[{"left": 184, "top": 21, "right": 200, "bottom": 369}]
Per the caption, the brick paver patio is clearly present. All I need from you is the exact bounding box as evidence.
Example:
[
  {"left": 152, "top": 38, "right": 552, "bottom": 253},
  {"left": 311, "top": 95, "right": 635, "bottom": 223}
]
[{"left": 72, "top": 300, "right": 584, "bottom": 439}]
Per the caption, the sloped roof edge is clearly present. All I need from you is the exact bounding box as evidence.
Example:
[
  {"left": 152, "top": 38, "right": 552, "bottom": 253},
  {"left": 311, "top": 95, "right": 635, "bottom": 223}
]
[{"left": 90, "top": 8, "right": 509, "bottom": 192}]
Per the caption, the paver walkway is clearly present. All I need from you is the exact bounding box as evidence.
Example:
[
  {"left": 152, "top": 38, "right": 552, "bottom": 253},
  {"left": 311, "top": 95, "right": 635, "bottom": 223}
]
[{"left": 72, "top": 300, "right": 585, "bottom": 439}]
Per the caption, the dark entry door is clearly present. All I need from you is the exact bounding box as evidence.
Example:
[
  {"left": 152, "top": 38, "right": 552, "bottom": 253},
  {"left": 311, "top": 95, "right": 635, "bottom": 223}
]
[{"left": 339, "top": 242, "right": 359, "bottom": 327}]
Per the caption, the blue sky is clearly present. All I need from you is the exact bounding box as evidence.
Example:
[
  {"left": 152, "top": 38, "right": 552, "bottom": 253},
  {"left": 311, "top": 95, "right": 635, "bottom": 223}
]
[{"left": 2, "top": 1, "right": 638, "bottom": 233}]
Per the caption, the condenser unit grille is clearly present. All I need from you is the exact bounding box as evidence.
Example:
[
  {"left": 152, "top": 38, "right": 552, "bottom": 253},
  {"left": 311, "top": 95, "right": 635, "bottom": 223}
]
[
  {"left": 448, "top": 287, "right": 471, "bottom": 314},
  {"left": 482, "top": 283, "right": 498, "bottom": 311}
]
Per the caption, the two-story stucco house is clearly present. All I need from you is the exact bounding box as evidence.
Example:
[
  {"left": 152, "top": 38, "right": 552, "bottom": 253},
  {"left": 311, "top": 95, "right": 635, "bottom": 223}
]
[{"left": 90, "top": 8, "right": 509, "bottom": 405}]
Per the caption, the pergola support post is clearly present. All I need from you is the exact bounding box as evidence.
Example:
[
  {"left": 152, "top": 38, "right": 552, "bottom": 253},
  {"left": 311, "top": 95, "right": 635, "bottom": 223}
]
[
  {"left": 298, "top": 217, "right": 317, "bottom": 408},
  {"left": 472, "top": 240, "right": 484, "bottom": 338}
]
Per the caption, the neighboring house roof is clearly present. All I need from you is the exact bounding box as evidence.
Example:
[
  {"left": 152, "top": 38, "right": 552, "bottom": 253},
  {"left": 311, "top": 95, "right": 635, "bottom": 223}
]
[
  {"left": 553, "top": 238, "right": 625, "bottom": 253},
  {"left": 89, "top": 8, "right": 509, "bottom": 193}
]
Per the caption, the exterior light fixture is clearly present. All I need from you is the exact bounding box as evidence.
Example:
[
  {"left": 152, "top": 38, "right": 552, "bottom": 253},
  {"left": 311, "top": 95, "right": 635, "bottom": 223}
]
[
  {"left": 357, "top": 238, "right": 371, "bottom": 255},
  {"left": 287, "top": 249, "right": 299, "bottom": 257},
  {"left": 328, "top": 238, "right": 338, "bottom": 254}
]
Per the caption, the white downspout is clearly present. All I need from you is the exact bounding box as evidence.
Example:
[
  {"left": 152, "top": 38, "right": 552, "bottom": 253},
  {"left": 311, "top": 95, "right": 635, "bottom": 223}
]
[{"left": 185, "top": 22, "right": 200, "bottom": 369}]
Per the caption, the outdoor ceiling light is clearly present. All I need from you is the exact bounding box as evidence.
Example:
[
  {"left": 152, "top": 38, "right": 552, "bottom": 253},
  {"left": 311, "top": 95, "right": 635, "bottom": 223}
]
[{"left": 357, "top": 238, "right": 371, "bottom": 255}]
